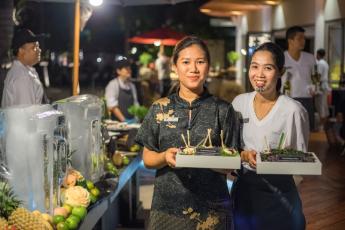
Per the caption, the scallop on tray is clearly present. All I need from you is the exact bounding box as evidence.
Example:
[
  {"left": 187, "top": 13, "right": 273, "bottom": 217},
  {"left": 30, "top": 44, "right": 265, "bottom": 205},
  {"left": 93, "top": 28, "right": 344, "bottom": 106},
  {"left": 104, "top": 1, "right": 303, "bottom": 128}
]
[{"left": 176, "top": 129, "right": 241, "bottom": 169}]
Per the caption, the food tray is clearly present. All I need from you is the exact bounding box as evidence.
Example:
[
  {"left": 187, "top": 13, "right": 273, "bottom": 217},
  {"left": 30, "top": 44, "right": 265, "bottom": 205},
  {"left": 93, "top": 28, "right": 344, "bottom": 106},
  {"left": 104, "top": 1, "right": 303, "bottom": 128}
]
[
  {"left": 256, "top": 152, "right": 322, "bottom": 175},
  {"left": 175, "top": 147, "right": 241, "bottom": 169}
]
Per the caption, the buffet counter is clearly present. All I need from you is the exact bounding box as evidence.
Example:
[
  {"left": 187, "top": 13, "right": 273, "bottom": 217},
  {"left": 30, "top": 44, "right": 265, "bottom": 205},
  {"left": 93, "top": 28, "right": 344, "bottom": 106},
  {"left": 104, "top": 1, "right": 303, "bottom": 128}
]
[{"left": 79, "top": 156, "right": 142, "bottom": 230}]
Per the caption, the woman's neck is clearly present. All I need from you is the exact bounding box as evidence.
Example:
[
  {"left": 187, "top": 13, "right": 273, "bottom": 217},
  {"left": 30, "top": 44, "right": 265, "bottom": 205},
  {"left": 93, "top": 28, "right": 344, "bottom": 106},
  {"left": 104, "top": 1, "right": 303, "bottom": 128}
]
[
  {"left": 179, "top": 86, "right": 203, "bottom": 103},
  {"left": 255, "top": 91, "right": 278, "bottom": 104},
  {"left": 253, "top": 91, "right": 279, "bottom": 120}
]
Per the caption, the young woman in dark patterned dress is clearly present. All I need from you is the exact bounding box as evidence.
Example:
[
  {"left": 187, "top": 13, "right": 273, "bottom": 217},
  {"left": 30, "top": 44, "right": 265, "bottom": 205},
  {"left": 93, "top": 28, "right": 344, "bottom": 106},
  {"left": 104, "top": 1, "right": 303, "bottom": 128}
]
[{"left": 136, "top": 36, "right": 240, "bottom": 230}]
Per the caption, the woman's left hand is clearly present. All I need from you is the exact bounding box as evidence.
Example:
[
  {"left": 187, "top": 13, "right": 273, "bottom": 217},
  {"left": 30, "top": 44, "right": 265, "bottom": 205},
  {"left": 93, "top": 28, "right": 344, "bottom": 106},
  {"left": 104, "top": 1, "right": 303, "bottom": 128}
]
[{"left": 241, "top": 150, "right": 257, "bottom": 169}]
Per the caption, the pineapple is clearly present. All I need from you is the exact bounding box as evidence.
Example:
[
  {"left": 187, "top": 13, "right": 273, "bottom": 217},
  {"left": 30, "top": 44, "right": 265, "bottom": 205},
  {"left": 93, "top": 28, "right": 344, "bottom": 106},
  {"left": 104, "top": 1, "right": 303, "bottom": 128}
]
[
  {"left": 8, "top": 207, "right": 52, "bottom": 230},
  {"left": 0, "top": 182, "right": 21, "bottom": 219},
  {"left": 0, "top": 217, "right": 9, "bottom": 229},
  {"left": 0, "top": 182, "right": 52, "bottom": 230}
]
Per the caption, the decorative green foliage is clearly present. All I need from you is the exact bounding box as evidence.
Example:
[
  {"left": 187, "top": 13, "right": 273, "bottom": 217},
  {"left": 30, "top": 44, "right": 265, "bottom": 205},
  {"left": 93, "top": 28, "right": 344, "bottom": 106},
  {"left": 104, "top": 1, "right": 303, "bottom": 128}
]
[
  {"left": 128, "top": 105, "right": 149, "bottom": 121},
  {"left": 139, "top": 52, "right": 153, "bottom": 66},
  {"left": 0, "top": 182, "right": 21, "bottom": 219},
  {"left": 226, "top": 51, "right": 240, "bottom": 66}
]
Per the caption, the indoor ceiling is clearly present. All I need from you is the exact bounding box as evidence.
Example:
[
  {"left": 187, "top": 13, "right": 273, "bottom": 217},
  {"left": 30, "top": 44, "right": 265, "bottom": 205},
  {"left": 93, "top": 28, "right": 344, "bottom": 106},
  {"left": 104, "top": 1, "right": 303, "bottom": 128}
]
[{"left": 200, "top": 0, "right": 281, "bottom": 17}]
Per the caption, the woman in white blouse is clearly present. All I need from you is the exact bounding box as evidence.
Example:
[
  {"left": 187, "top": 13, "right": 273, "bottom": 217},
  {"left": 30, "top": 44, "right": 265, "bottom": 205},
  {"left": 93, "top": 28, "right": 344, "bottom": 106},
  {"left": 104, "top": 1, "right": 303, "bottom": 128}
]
[{"left": 231, "top": 42, "right": 309, "bottom": 230}]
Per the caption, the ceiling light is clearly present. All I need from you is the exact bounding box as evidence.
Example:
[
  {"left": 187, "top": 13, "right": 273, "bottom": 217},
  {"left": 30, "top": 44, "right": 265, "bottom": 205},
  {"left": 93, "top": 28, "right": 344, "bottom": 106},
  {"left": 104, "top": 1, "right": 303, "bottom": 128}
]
[{"left": 89, "top": 0, "right": 103, "bottom": 7}]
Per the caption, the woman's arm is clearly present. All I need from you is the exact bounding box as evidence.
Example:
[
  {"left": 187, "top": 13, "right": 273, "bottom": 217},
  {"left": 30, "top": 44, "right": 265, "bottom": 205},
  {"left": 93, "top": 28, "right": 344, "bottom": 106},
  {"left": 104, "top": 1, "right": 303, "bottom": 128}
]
[
  {"left": 143, "top": 147, "right": 179, "bottom": 169},
  {"left": 110, "top": 107, "right": 125, "bottom": 122}
]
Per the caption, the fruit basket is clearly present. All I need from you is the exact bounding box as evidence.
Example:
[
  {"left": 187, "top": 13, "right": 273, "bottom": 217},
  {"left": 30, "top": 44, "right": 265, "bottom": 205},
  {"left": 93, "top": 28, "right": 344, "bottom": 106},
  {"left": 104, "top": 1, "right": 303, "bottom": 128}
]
[{"left": 256, "top": 149, "right": 322, "bottom": 175}]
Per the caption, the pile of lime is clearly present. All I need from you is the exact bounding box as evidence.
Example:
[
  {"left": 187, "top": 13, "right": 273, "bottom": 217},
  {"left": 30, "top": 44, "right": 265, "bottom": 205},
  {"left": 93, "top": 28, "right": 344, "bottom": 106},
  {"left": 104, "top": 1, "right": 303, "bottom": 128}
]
[
  {"left": 53, "top": 205, "right": 87, "bottom": 230},
  {"left": 76, "top": 179, "right": 101, "bottom": 204}
]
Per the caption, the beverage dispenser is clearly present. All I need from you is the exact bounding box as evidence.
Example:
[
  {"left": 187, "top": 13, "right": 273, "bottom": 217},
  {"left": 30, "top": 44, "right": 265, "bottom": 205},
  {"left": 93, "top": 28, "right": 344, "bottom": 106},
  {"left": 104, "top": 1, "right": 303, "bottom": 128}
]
[
  {"left": 54, "top": 94, "right": 104, "bottom": 182},
  {"left": 0, "top": 104, "right": 67, "bottom": 214}
]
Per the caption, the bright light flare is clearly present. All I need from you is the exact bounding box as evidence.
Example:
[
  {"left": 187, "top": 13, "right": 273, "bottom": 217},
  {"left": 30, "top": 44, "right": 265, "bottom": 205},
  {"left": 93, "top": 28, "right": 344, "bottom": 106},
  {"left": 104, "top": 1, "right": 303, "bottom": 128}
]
[
  {"left": 89, "top": 0, "right": 103, "bottom": 7},
  {"left": 131, "top": 47, "right": 138, "bottom": 55},
  {"left": 154, "top": 41, "right": 161, "bottom": 46}
]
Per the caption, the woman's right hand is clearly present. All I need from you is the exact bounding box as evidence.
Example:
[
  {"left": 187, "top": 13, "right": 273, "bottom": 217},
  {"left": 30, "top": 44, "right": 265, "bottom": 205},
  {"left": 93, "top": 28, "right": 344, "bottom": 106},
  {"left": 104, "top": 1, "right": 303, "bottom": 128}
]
[
  {"left": 164, "top": 148, "right": 179, "bottom": 168},
  {"left": 241, "top": 150, "right": 257, "bottom": 169}
]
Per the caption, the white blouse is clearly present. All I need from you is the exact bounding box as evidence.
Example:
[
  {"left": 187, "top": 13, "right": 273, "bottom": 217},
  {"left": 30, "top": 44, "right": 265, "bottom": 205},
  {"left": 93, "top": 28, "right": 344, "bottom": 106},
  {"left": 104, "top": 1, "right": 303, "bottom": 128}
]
[{"left": 232, "top": 92, "right": 309, "bottom": 155}]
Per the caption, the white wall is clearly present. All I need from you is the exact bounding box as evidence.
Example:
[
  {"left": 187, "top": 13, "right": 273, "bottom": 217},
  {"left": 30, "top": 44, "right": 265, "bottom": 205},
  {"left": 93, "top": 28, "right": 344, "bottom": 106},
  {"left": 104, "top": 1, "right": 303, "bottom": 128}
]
[
  {"left": 324, "top": 0, "right": 345, "bottom": 21},
  {"left": 315, "top": 0, "right": 326, "bottom": 52},
  {"left": 247, "top": 6, "right": 272, "bottom": 32},
  {"left": 233, "top": 15, "right": 248, "bottom": 86},
  {"left": 272, "top": 0, "right": 315, "bottom": 30}
]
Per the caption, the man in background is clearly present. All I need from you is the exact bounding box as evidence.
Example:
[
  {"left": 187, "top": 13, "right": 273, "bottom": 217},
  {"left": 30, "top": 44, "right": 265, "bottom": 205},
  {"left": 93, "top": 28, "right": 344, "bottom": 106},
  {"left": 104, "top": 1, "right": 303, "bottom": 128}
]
[
  {"left": 2, "top": 29, "right": 44, "bottom": 107},
  {"left": 155, "top": 48, "right": 171, "bottom": 97},
  {"left": 315, "top": 48, "right": 331, "bottom": 129},
  {"left": 282, "top": 26, "right": 317, "bottom": 131}
]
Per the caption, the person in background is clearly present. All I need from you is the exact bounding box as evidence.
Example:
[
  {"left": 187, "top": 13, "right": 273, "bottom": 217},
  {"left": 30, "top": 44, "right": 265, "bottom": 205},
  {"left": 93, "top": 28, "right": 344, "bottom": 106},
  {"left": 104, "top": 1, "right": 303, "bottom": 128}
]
[
  {"left": 155, "top": 47, "right": 171, "bottom": 97},
  {"left": 232, "top": 42, "right": 308, "bottom": 230},
  {"left": 2, "top": 29, "right": 44, "bottom": 107},
  {"left": 315, "top": 48, "right": 331, "bottom": 129},
  {"left": 281, "top": 25, "right": 316, "bottom": 131},
  {"left": 105, "top": 57, "right": 139, "bottom": 122},
  {"left": 136, "top": 36, "right": 240, "bottom": 229}
]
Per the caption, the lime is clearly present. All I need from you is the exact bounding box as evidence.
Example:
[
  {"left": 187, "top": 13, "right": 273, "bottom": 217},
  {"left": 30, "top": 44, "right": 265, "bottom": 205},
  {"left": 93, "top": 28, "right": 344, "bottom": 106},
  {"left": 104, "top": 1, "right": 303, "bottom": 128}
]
[
  {"left": 86, "top": 180, "right": 95, "bottom": 190},
  {"left": 71, "top": 206, "right": 87, "bottom": 220},
  {"left": 65, "top": 215, "right": 80, "bottom": 229},
  {"left": 90, "top": 187, "right": 100, "bottom": 197},
  {"left": 62, "top": 204, "right": 73, "bottom": 214},
  {"left": 89, "top": 193, "right": 98, "bottom": 203},
  {"left": 53, "top": 215, "right": 65, "bottom": 225},
  {"left": 106, "top": 162, "right": 114, "bottom": 171},
  {"left": 122, "top": 156, "right": 130, "bottom": 165},
  {"left": 56, "top": 222, "right": 69, "bottom": 230},
  {"left": 68, "top": 214, "right": 81, "bottom": 224}
]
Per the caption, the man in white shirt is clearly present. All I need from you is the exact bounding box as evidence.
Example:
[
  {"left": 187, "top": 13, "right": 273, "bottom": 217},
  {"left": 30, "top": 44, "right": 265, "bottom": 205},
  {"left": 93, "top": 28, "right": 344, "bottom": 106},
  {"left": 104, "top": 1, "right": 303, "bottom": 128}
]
[
  {"left": 105, "top": 57, "right": 139, "bottom": 122},
  {"left": 2, "top": 29, "right": 44, "bottom": 107},
  {"left": 281, "top": 26, "right": 316, "bottom": 131},
  {"left": 315, "top": 48, "right": 330, "bottom": 128},
  {"left": 155, "top": 49, "right": 171, "bottom": 97}
]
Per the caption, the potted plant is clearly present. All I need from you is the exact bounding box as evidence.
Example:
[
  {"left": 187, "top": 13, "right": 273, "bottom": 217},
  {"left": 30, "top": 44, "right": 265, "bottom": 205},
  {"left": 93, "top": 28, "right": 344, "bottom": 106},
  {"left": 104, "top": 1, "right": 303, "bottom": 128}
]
[{"left": 226, "top": 51, "right": 240, "bottom": 80}]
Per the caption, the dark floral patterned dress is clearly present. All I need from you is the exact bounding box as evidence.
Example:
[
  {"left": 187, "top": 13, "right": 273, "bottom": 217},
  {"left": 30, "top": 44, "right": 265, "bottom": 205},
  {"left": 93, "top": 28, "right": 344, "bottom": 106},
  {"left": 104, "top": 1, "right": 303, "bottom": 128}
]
[{"left": 135, "top": 90, "right": 240, "bottom": 230}]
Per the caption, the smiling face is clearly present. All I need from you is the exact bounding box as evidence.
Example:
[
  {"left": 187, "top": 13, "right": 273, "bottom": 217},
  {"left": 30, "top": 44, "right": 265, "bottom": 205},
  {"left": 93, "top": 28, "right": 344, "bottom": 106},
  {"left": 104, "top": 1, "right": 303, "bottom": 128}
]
[
  {"left": 172, "top": 44, "right": 209, "bottom": 93},
  {"left": 249, "top": 50, "right": 279, "bottom": 95}
]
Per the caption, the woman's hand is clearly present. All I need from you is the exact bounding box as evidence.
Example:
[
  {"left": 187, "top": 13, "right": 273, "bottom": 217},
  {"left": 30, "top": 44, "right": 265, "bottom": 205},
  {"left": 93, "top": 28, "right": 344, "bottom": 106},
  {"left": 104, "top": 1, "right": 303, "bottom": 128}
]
[
  {"left": 241, "top": 150, "right": 257, "bottom": 169},
  {"left": 164, "top": 148, "right": 179, "bottom": 168}
]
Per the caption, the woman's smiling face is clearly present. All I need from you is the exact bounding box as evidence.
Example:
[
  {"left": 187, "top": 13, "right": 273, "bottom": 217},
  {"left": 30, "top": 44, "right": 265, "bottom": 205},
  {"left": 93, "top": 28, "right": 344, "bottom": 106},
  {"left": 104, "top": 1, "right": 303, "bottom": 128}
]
[
  {"left": 173, "top": 44, "right": 209, "bottom": 92},
  {"left": 249, "top": 50, "right": 279, "bottom": 95}
]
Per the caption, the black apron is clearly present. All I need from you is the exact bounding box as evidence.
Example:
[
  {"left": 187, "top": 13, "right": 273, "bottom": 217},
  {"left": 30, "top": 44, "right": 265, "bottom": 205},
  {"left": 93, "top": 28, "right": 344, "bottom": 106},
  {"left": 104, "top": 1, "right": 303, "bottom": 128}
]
[
  {"left": 232, "top": 169, "right": 306, "bottom": 230},
  {"left": 112, "top": 78, "right": 134, "bottom": 120}
]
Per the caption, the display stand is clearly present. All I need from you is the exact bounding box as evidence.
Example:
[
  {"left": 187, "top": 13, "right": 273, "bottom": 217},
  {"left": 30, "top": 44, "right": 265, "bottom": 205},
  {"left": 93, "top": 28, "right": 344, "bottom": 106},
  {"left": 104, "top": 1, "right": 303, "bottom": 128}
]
[{"left": 78, "top": 156, "right": 142, "bottom": 230}]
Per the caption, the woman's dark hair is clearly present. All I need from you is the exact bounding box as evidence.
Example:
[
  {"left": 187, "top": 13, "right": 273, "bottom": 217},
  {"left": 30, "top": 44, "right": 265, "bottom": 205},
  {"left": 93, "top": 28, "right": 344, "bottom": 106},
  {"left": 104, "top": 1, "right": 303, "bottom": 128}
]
[
  {"left": 252, "top": 42, "right": 285, "bottom": 92},
  {"left": 172, "top": 36, "right": 210, "bottom": 65}
]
